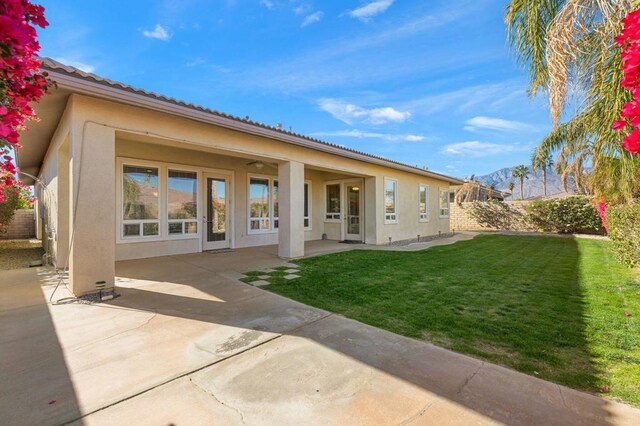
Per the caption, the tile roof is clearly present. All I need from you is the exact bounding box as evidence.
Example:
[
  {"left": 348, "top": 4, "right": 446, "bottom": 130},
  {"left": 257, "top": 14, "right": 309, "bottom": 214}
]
[{"left": 40, "top": 57, "right": 462, "bottom": 183}]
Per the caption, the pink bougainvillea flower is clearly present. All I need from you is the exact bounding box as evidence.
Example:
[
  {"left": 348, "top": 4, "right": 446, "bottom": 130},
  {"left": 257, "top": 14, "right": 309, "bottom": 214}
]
[
  {"left": 623, "top": 129, "right": 640, "bottom": 154},
  {"left": 612, "top": 120, "right": 627, "bottom": 130},
  {"left": 601, "top": 385, "right": 609, "bottom": 393},
  {"left": 624, "top": 311, "right": 631, "bottom": 316}
]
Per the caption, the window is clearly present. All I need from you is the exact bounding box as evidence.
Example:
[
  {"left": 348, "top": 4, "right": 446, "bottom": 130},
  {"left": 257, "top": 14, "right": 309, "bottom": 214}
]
[
  {"left": 419, "top": 185, "right": 429, "bottom": 221},
  {"left": 304, "top": 182, "right": 311, "bottom": 228},
  {"left": 384, "top": 178, "right": 397, "bottom": 223},
  {"left": 325, "top": 183, "right": 341, "bottom": 221},
  {"left": 249, "top": 177, "right": 312, "bottom": 233},
  {"left": 439, "top": 188, "right": 450, "bottom": 217},
  {"left": 249, "top": 177, "right": 271, "bottom": 232},
  {"left": 273, "top": 180, "right": 279, "bottom": 229},
  {"left": 122, "top": 165, "right": 160, "bottom": 238},
  {"left": 167, "top": 170, "right": 198, "bottom": 235}
]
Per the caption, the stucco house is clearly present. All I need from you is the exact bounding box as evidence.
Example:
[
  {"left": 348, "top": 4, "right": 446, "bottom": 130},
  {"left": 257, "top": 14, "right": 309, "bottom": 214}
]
[{"left": 16, "top": 58, "right": 463, "bottom": 297}]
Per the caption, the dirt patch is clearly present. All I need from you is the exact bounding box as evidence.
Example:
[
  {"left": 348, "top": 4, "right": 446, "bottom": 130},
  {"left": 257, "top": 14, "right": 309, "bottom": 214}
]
[{"left": 0, "top": 239, "right": 44, "bottom": 270}]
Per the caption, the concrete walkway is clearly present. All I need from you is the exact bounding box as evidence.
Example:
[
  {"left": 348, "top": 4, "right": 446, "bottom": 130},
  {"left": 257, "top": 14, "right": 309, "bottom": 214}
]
[{"left": 1, "top": 237, "right": 639, "bottom": 425}]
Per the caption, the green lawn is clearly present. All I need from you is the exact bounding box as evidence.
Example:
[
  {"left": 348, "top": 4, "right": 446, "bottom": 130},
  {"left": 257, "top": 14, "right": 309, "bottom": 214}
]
[{"left": 250, "top": 235, "right": 640, "bottom": 406}]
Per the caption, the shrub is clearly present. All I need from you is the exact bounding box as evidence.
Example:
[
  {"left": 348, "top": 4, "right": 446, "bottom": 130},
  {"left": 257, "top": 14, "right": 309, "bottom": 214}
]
[
  {"left": 607, "top": 203, "right": 640, "bottom": 267},
  {"left": 525, "top": 197, "right": 605, "bottom": 235},
  {"left": 468, "top": 200, "right": 528, "bottom": 230},
  {"left": 0, "top": 182, "right": 34, "bottom": 236}
]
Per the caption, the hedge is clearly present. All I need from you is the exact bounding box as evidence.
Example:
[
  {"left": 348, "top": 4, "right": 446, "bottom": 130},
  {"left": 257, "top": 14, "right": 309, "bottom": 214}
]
[
  {"left": 525, "top": 197, "right": 605, "bottom": 235},
  {"left": 607, "top": 203, "right": 640, "bottom": 268}
]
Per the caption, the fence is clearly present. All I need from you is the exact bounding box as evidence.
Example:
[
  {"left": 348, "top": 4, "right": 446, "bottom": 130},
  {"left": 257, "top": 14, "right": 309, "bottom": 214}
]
[
  {"left": 450, "top": 201, "right": 534, "bottom": 232},
  {"left": 1, "top": 209, "right": 36, "bottom": 239}
]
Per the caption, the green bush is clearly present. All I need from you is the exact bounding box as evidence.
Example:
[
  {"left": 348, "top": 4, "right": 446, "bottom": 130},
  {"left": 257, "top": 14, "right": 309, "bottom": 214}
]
[
  {"left": 0, "top": 186, "right": 23, "bottom": 236},
  {"left": 525, "top": 197, "right": 605, "bottom": 235},
  {"left": 468, "top": 200, "right": 528, "bottom": 230},
  {"left": 607, "top": 203, "right": 640, "bottom": 267}
]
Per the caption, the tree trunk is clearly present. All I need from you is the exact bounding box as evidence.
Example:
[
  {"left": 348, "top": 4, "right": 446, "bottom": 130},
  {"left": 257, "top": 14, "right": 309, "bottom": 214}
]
[
  {"left": 543, "top": 168, "right": 547, "bottom": 197},
  {"left": 520, "top": 178, "right": 524, "bottom": 200}
]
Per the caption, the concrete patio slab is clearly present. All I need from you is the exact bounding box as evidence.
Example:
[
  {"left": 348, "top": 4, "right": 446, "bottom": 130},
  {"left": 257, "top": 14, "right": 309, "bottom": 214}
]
[
  {"left": 251, "top": 280, "right": 270, "bottom": 287},
  {"left": 2, "top": 236, "right": 639, "bottom": 425}
]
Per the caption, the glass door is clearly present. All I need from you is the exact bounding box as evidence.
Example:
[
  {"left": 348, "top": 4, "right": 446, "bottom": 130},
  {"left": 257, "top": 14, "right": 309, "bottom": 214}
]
[
  {"left": 345, "top": 182, "right": 362, "bottom": 241},
  {"left": 203, "top": 175, "right": 230, "bottom": 250}
]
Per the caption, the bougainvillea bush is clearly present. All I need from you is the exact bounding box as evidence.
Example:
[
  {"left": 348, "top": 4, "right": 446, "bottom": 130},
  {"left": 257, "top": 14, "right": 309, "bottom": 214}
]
[
  {"left": 615, "top": 9, "right": 640, "bottom": 154},
  {"left": 0, "top": 0, "right": 52, "bottom": 205}
]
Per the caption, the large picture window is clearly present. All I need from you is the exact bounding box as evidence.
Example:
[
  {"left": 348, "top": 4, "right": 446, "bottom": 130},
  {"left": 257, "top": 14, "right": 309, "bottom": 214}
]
[
  {"left": 122, "top": 165, "right": 160, "bottom": 238},
  {"left": 439, "top": 188, "right": 450, "bottom": 217},
  {"left": 249, "top": 177, "right": 271, "bottom": 232},
  {"left": 325, "top": 183, "right": 341, "bottom": 221},
  {"left": 119, "top": 160, "right": 202, "bottom": 242},
  {"left": 384, "top": 178, "right": 398, "bottom": 223},
  {"left": 167, "top": 170, "right": 198, "bottom": 235},
  {"left": 249, "top": 177, "right": 311, "bottom": 233},
  {"left": 419, "top": 184, "right": 429, "bottom": 222}
]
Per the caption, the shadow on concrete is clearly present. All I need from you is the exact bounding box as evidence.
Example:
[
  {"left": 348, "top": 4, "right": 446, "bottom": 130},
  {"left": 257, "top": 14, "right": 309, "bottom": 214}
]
[
  {"left": 100, "top": 236, "right": 629, "bottom": 424},
  {"left": 0, "top": 268, "right": 83, "bottom": 425}
]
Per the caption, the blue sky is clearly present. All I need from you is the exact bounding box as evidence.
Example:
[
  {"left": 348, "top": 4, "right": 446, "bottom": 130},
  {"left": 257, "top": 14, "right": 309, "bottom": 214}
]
[{"left": 37, "top": 0, "right": 552, "bottom": 178}]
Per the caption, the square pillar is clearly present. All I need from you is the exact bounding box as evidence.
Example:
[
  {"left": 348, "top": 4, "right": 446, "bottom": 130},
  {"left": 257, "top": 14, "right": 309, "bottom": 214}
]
[
  {"left": 278, "top": 161, "right": 305, "bottom": 259},
  {"left": 69, "top": 123, "right": 116, "bottom": 296},
  {"left": 364, "top": 176, "right": 381, "bottom": 245}
]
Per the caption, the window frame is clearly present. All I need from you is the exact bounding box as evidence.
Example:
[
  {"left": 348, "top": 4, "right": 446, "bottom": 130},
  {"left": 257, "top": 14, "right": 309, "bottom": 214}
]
[
  {"left": 384, "top": 177, "right": 398, "bottom": 224},
  {"left": 247, "top": 175, "right": 312, "bottom": 234},
  {"left": 248, "top": 174, "right": 275, "bottom": 235},
  {"left": 324, "top": 181, "right": 342, "bottom": 222},
  {"left": 166, "top": 168, "right": 199, "bottom": 238},
  {"left": 116, "top": 158, "right": 202, "bottom": 244},
  {"left": 303, "top": 181, "right": 312, "bottom": 230},
  {"left": 439, "top": 188, "right": 451, "bottom": 218},
  {"left": 419, "top": 184, "right": 429, "bottom": 222}
]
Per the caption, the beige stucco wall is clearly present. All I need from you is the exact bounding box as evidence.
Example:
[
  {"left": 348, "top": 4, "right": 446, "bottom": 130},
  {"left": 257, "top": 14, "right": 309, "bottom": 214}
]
[{"left": 36, "top": 93, "right": 454, "bottom": 293}]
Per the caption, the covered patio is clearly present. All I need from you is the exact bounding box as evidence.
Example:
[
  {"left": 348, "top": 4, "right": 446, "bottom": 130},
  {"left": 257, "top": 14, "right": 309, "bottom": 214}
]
[{"left": 2, "top": 240, "right": 639, "bottom": 425}]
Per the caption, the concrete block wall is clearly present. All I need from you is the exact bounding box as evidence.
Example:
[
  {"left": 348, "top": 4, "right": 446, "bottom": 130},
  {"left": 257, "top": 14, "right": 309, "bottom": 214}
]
[
  {"left": 450, "top": 201, "right": 533, "bottom": 232},
  {"left": 1, "top": 209, "right": 36, "bottom": 239}
]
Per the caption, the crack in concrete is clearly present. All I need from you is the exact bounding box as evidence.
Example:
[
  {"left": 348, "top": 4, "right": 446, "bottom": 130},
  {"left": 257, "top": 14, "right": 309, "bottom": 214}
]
[
  {"left": 69, "top": 313, "right": 158, "bottom": 353},
  {"left": 399, "top": 399, "right": 439, "bottom": 425},
  {"left": 60, "top": 313, "right": 337, "bottom": 425},
  {"left": 189, "top": 378, "right": 247, "bottom": 425},
  {"left": 557, "top": 385, "right": 569, "bottom": 409},
  {"left": 457, "top": 361, "right": 484, "bottom": 395}
]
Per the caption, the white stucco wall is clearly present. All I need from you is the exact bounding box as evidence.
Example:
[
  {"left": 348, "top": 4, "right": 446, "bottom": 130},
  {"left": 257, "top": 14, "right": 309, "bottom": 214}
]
[{"left": 36, "top": 94, "right": 454, "bottom": 293}]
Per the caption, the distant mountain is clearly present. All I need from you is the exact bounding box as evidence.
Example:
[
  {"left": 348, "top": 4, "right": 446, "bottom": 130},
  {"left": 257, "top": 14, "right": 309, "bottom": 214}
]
[{"left": 475, "top": 166, "right": 574, "bottom": 199}]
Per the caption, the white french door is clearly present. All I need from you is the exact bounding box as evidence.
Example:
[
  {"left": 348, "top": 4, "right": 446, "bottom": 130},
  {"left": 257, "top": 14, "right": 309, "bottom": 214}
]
[
  {"left": 344, "top": 181, "right": 363, "bottom": 241},
  {"left": 202, "top": 174, "right": 231, "bottom": 250}
]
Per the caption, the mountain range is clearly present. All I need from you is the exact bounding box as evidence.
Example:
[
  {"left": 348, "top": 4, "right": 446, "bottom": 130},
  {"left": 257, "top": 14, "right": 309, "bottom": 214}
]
[{"left": 475, "top": 166, "right": 573, "bottom": 199}]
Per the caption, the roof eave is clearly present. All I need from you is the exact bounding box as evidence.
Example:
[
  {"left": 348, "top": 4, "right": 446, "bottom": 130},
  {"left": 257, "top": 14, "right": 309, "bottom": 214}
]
[{"left": 46, "top": 67, "right": 464, "bottom": 185}]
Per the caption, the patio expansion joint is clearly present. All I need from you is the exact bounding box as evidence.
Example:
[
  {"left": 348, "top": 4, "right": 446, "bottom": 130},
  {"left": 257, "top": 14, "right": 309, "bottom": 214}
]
[
  {"left": 189, "top": 378, "right": 247, "bottom": 425},
  {"left": 60, "top": 312, "right": 335, "bottom": 425}
]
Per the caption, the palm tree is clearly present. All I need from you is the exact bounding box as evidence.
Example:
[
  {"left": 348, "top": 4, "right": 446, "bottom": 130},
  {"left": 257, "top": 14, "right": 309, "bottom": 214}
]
[
  {"left": 505, "top": 0, "right": 640, "bottom": 204},
  {"left": 512, "top": 165, "right": 530, "bottom": 200},
  {"left": 507, "top": 182, "right": 515, "bottom": 200},
  {"left": 532, "top": 150, "right": 554, "bottom": 197}
]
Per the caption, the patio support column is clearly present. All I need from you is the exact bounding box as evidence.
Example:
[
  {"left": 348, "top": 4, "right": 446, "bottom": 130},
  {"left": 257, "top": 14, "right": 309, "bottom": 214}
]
[
  {"left": 68, "top": 123, "right": 116, "bottom": 296},
  {"left": 364, "top": 176, "right": 381, "bottom": 244},
  {"left": 278, "top": 160, "right": 305, "bottom": 259}
]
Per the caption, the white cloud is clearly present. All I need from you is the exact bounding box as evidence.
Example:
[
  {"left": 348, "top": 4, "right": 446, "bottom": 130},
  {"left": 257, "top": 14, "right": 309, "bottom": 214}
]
[
  {"left": 464, "top": 116, "right": 535, "bottom": 132},
  {"left": 311, "top": 129, "right": 426, "bottom": 142},
  {"left": 318, "top": 98, "right": 410, "bottom": 125},
  {"left": 302, "top": 11, "right": 324, "bottom": 27},
  {"left": 54, "top": 57, "right": 95, "bottom": 73},
  {"left": 348, "top": 0, "right": 395, "bottom": 22},
  {"left": 294, "top": 4, "right": 311, "bottom": 15},
  {"left": 260, "top": 0, "right": 274, "bottom": 9},
  {"left": 440, "top": 141, "right": 529, "bottom": 157},
  {"left": 143, "top": 24, "right": 172, "bottom": 41}
]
